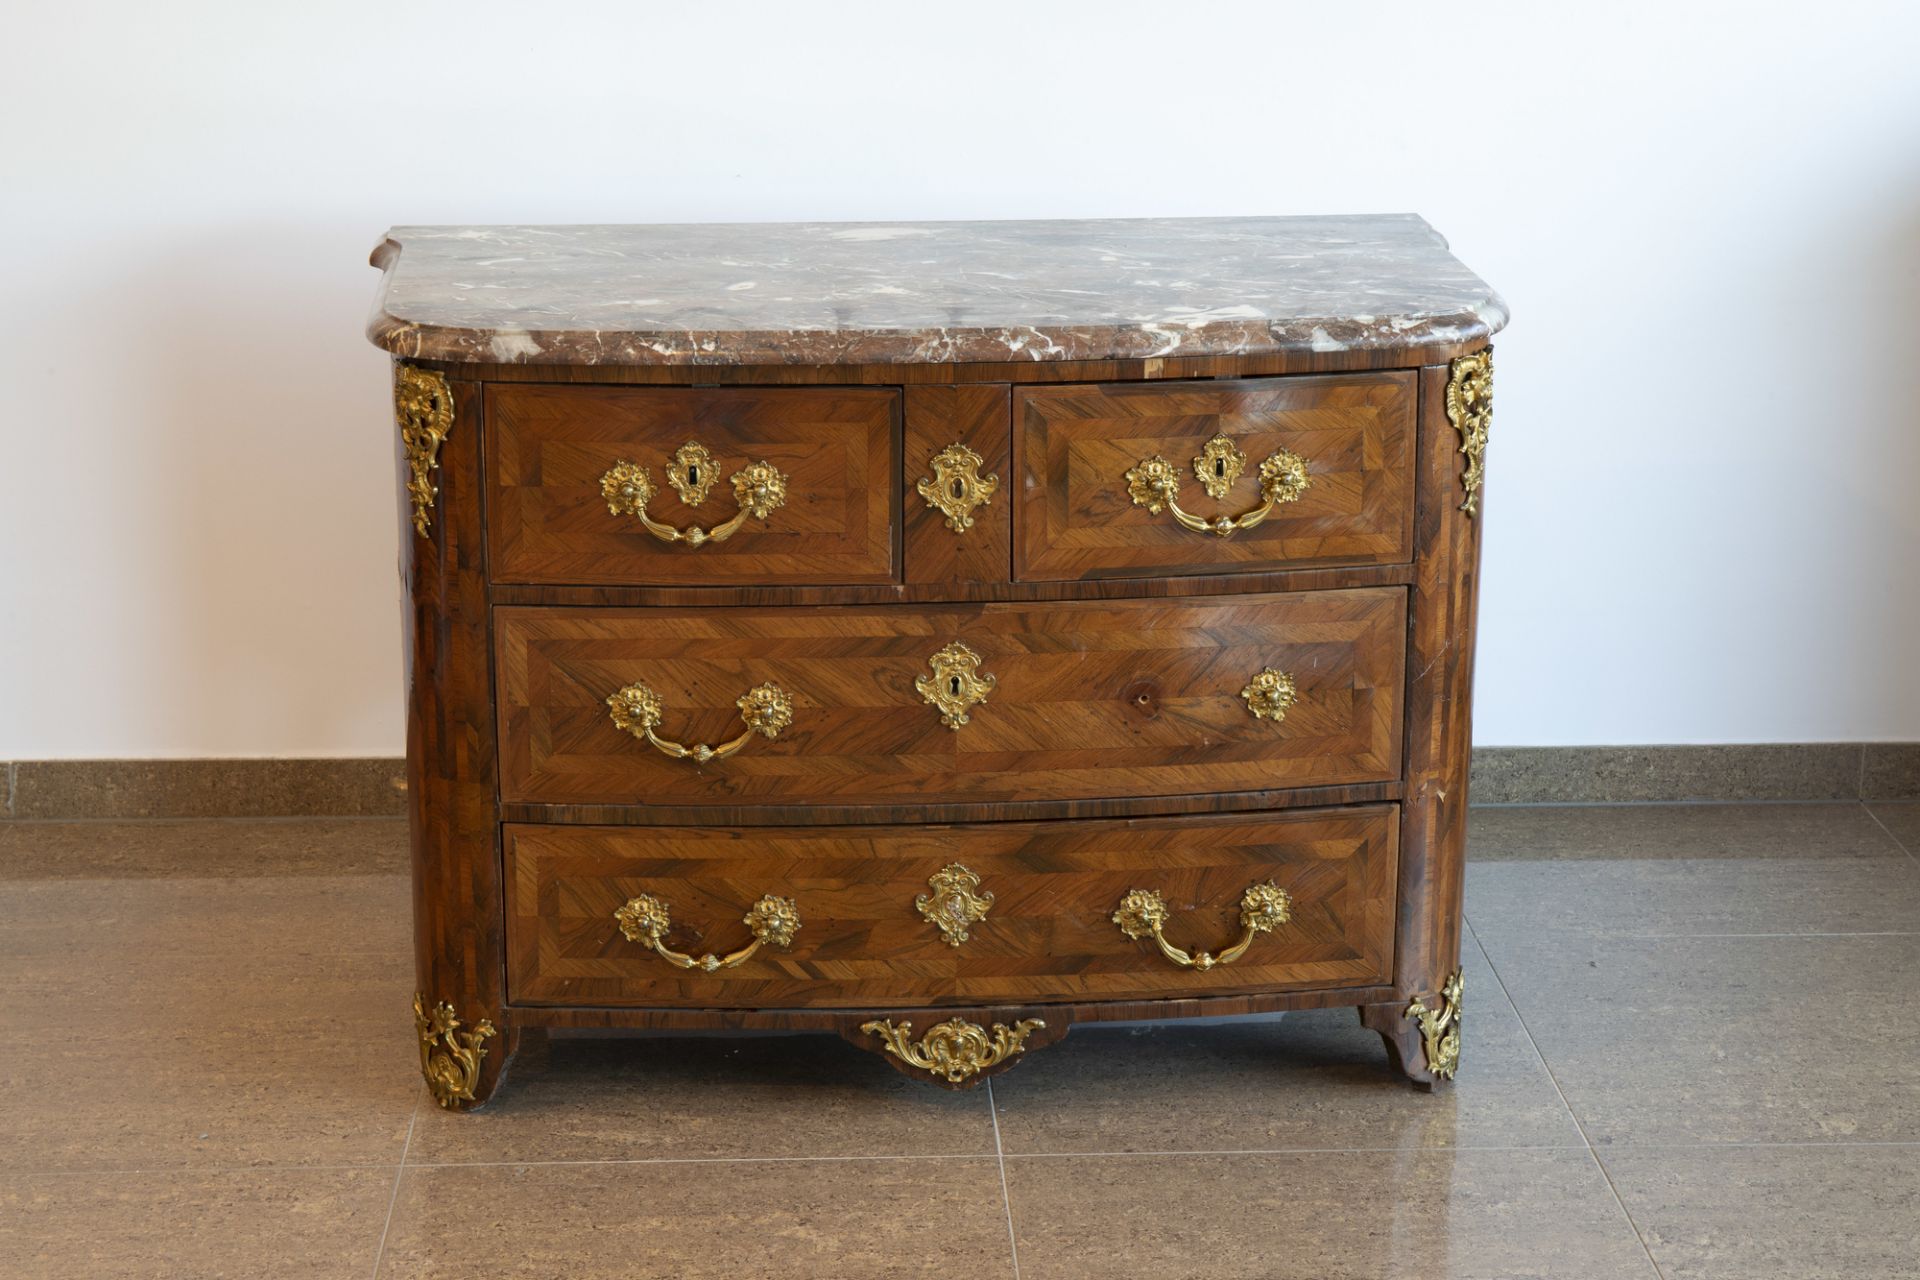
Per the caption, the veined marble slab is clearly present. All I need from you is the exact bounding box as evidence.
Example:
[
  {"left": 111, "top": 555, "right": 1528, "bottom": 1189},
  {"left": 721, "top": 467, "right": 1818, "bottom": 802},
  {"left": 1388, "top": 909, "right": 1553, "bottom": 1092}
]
[{"left": 367, "top": 215, "right": 1506, "bottom": 366}]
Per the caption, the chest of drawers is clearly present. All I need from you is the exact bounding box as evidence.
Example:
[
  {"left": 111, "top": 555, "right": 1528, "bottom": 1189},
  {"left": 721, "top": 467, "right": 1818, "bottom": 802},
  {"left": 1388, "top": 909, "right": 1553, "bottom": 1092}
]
[{"left": 370, "top": 215, "right": 1504, "bottom": 1107}]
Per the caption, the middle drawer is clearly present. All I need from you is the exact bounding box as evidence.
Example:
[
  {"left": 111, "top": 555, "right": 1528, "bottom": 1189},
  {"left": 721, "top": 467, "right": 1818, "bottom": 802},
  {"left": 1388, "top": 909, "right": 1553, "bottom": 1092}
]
[{"left": 496, "top": 588, "right": 1406, "bottom": 807}]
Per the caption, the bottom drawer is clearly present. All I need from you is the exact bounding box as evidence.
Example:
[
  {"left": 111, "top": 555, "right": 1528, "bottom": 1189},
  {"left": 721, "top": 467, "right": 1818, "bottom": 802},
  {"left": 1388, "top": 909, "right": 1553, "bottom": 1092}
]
[{"left": 505, "top": 807, "right": 1398, "bottom": 1008}]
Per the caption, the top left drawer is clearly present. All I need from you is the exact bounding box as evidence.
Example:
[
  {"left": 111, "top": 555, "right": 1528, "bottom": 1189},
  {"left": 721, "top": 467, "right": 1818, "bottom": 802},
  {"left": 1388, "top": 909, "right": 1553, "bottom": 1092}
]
[{"left": 487, "top": 384, "right": 899, "bottom": 586}]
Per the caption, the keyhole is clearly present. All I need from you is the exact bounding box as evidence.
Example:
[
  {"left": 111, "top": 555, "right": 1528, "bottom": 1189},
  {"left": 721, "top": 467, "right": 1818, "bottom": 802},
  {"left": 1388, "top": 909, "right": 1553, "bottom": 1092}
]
[
  {"left": 686, "top": 464, "right": 700, "bottom": 486},
  {"left": 1214, "top": 458, "right": 1226, "bottom": 478},
  {"left": 948, "top": 675, "right": 962, "bottom": 697},
  {"left": 951, "top": 478, "right": 965, "bottom": 499}
]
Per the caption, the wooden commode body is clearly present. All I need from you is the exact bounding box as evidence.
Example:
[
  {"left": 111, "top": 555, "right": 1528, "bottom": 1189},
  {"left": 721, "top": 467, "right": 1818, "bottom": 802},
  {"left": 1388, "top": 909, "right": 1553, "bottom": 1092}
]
[{"left": 370, "top": 215, "right": 1504, "bottom": 1106}]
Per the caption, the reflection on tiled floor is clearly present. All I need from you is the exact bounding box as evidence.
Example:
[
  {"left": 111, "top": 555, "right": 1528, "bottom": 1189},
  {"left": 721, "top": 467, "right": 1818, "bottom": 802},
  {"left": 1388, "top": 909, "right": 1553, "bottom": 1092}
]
[{"left": 0, "top": 805, "right": 1915, "bottom": 1277}]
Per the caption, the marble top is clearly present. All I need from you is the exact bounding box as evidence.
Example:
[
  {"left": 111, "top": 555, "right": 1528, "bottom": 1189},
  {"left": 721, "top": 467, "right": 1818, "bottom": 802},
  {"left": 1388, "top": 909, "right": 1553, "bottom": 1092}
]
[{"left": 366, "top": 215, "right": 1505, "bottom": 367}]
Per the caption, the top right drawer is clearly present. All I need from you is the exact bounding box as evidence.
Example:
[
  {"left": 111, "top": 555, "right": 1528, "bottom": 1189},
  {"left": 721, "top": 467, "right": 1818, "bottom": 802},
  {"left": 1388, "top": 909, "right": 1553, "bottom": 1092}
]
[{"left": 1014, "top": 372, "right": 1416, "bottom": 581}]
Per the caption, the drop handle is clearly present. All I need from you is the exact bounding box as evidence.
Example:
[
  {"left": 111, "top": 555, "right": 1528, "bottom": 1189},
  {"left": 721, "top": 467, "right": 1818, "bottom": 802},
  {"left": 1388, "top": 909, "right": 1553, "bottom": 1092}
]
[
  {"left": 614, "top": 893, "right": 800, "bottom": 972},
  {"left": 606, "top": 680, "right": 795, "bottom": 763},
  {"left": 1123, "top": 433, "right": 1310, "bottom": 538},
  {"left": 1112, "top": 882, "right": 1293, "bottom": 970},
  {"left": 600, "top": 456, "right": 788, "bottom": 546}
]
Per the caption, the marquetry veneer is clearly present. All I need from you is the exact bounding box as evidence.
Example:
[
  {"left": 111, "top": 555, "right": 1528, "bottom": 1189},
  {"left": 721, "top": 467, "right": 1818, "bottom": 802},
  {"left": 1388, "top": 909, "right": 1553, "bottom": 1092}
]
[{"left": 374, "top": 216, "right": 1502, "bottom": 1106}]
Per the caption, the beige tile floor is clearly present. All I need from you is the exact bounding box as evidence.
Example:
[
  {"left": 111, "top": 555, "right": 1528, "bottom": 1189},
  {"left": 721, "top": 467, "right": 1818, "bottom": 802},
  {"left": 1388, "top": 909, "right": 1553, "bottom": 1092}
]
[{"left": 1, "top": 803, "right": 1916, "bottom": 1278}]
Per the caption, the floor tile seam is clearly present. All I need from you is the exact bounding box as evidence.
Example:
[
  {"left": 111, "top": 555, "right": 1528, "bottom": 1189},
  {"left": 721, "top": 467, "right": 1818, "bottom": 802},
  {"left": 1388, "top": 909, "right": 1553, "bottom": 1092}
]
[
  {"left": 330, "top": 1144, "right": 1601, "bottom": 1172},
  {"left": 1582, "top": 1142, "right": 1670, "bottom": 1279},
  {"left": 2, "top": 1161, "right": 413, "bottom": 1178},
  {"left": 369, "top": 1100, "right": 419, "bottom": 1280},
  {"left": 398, "top": 1153, "right": 1004, "bottom": 1170},
  {"left": 10, "top": 1154, "right": 1014, "bottom": 1180},
  {"left": 1863, "top": 801, "right": 1920, "bottom": 864},
  {"left": 1464, "top": 921, "right": 1669, "bottom": 1280},
  {"left": 9, "top": 1141, "right": 1725, "bottom": 1177},
  {"left": 985, "top": 1078, "right": 1022, "bottom": 1280},
  {"left": 1463, "top": 922, "right": 1586, "bottom": 1145}
]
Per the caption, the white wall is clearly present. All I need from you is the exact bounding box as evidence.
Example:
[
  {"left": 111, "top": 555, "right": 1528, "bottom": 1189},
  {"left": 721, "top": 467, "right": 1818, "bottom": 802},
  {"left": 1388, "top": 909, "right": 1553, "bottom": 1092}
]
[{"left": 4, "top": 1, "right": 1918, "bottom": 757}]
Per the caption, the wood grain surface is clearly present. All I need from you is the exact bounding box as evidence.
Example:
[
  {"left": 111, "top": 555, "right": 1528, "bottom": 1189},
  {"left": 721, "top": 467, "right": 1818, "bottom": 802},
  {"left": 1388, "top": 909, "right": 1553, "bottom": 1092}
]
[
  {"left": 392, "top": 342, "right": 1491, "bottom": 1099},
  {"left": 495, "top": 588, "right": 1406, "bottom": 806},
  {"left": 1014, "top": 373, "right": 1415, "bottom": 580},
  {"left": 902, "top": 384, "right": 1011, "bottom": 586},
  {"left": 487, "top": 561, "right": 1413, "bottom": 609},
  {"left": 1389, "top": 362, "right": 1484, "bottom": 1016},
  {"left": 408, "top": 342, "right": 1485, "bottom": 387},
  {"left": 500, "top": 779, "right": 1402, "bottom": 830},
  {"left": 504, "top": 807, "right": 1398, "bottom": 1009},
  {"left": 487, "top": 383, "right": 899, "bottom": 585},
  {"left": 401, "top": 372, "right": 523, "bottom": 1100}
]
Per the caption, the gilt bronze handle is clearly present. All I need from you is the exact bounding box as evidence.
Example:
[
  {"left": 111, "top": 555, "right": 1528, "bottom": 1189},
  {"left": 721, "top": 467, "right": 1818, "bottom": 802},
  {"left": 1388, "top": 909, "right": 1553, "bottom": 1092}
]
[
  {"left": 1124, "top": 434, "right": 1310, "bottom": 538},
  {"left": 599, "top": 456, "right": 788, "bottom": 546},
  {"left": 606, "top": 680, "right": 795, "bottom": 763},
  {"left": 1111, "top": 882, "right": 1293, "bottom": 970},
  {"left": 614, "top": 893, "right": 800, "bottom": 972}
]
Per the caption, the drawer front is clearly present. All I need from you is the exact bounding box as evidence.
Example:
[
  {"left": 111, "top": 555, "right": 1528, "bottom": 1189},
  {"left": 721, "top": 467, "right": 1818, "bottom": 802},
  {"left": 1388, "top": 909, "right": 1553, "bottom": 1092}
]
[
  {"left": 487, "top": 384, "right": 899, "bottom": 585},
  {"left": 505, "top": 807, "right": 1398, "bottom": 1008},
  {"left": 1014, "top": 373, "right": 1415, "bottom": 581},
  {"left": 496, "top": 588, "right": 1405, "bottom": 807}
]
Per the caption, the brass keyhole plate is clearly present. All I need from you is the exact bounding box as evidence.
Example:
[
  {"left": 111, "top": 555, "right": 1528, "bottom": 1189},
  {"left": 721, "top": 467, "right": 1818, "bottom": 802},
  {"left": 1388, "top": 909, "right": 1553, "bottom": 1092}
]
[{"left": 667, "top": 441, "right": 719, "bottom": 507}]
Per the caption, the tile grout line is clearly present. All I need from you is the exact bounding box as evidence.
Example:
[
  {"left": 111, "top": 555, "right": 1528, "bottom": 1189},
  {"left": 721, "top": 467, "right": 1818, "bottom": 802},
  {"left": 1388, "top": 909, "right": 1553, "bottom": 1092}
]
[
  {"left": 401, "top": 1153, "right": 1002, "bottom": 1169},
  {"left": 1465, "top": 921, "right": 1670, "bottom": 1280},
  {"left": 1862, "top": 800, "right": 1920, "bottom": 867},
  {"left": 368, "top": 1094, "right": 420, "bottom": 1280},
  {"left": 23, "top": 1135, "right": 1920, "bottom": 1179},
  {"left": 985, "top": 1078, "right": 1022, "bottom": 1280}
]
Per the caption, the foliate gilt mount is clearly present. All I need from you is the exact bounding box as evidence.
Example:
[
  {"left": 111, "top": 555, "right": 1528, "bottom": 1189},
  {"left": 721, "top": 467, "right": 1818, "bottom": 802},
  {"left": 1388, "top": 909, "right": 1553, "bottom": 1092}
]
[
  {"left": 916, "top": 442, "right": 1000, "bottom": 533},
  {"left": 396, "top": 365, "right": 454, "bottom": 537},
  {"left": 1239, "top": 667, "right": 1299, "bottom": 723},
  {"left": 1406, "top": 969, "right": 1464, "bottom": 1081},
  {"left": 915, "top": 641, "right": 997, "bottom": 730},
  {"left": 413, "top": 993, "right": 496, "bottom": 1110},
  {"left": 860, "top": 1017, "right": 1045, "bottom": 1085},
  {"left": 665, "top": 440, "right": 719, "bottom": 507},
  {"left": 1193, "top": 432, "right": 1247, "bottom": 500},
  {"left": 1445, "top": 348, "right": 1493, "bottom": 515},
  {"left": 915, "top": 863, "right": 995, "bottom": 947}
]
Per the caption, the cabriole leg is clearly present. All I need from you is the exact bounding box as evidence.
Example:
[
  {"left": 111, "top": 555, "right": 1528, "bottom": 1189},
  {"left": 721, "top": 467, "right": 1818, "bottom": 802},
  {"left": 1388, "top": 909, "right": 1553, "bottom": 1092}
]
[{"left": 1359, "top": 967, "right": 1464, "bottom": 1091}]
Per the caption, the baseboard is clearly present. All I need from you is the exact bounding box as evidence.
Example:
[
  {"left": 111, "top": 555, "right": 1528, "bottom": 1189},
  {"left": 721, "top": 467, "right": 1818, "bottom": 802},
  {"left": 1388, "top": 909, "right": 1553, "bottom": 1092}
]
[
  {"left": 0, "top": 759, "right": 406, "bottom": 820},
  {"left": 1469, "top": 743, "right": 1919, "bottom": 805},
  {"left": 0, "top": 745, "right": 1914, "bottom": 820}
]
